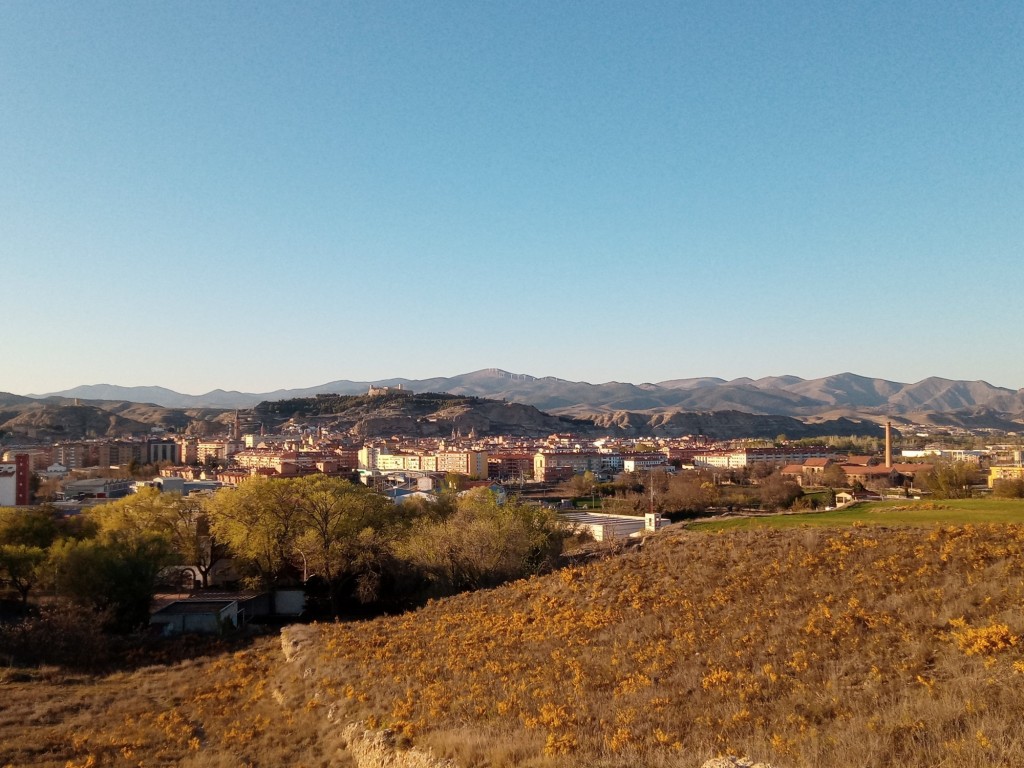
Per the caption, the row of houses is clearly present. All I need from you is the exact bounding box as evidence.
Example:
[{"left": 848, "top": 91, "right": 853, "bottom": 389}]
[
  {"left": 691, "top": 447, "right": 842, "bottom": 469},
  {"left": 779, "top": 457, "right": 935, "bottom": 488}
]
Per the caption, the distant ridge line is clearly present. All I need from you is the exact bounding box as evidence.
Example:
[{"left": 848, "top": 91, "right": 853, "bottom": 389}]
[{"left": 23, "top": 370, "right": 1024, "bottom": 421}]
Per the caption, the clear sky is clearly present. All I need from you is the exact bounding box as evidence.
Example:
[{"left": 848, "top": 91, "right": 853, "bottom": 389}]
[{"left": 2, "top": 1, "right": 1021, "bottom": 395}]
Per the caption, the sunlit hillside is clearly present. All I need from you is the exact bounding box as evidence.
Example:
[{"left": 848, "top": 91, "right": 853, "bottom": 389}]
[
  {"left": 6, "top": 521, "right": 1024, "bottom": 767},
  {"left": 299, "top": 523, "right": 1024, "bottom": 767}
]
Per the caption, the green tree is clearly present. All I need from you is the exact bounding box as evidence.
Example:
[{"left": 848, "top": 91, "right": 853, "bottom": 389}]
[
  {"left": 921, "top": 461, "right": 979, "bottom": 499},
  {"left": 0, "top": 544, "right": 46, "bottom": 607},
  {"left": 173, "top": 497, "right": 227, "bottom": 589},
  {"left": 290, "top": 474, "right": 396, "bottom": 584},
  {"left": 398, "top": 488, "right": 567, "bottom": 593},
  {"left": 47, "top": 535, "right": 171, "bottom": 632},
  {"left": 397, "top": 491, "right": 457, "bottom": 523},
  {"left": 89, "top": 488, "right": 226, "bottom": 588},
  {"left": 205, "top": 476, "right": 420, "bottom": 612},
  {"left": 205, "top": 477, "right": 305, "bottom": 588},
  {"left": 89, "top": 487, "right": 180, "bottom": 542},
  {"left": 0, "top": 506, "right": 59, "bottom": 548}
]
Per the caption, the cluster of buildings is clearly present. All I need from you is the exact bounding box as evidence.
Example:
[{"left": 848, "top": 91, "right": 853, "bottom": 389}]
[
  {"left": 7, "top": 413, "right": 1024, "bottom": 507},
  {"left": 0, "top": 424, "right": 705, "bottom": 505}
]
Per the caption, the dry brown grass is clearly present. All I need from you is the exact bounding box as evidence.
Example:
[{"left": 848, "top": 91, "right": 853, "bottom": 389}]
[
  {"left": 8, "top": 523, "right": 1024, "bottom": 767},
  {"left": 300, "top": 523, "right": 1024, "bottom": 767},
  {"left": 0, "top": 635, "right": 342, "bottom": 768}
]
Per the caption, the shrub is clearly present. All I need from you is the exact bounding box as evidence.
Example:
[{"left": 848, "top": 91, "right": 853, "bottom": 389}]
[{"left": 0, "top": 600, "right": 113, "bottom": 669}]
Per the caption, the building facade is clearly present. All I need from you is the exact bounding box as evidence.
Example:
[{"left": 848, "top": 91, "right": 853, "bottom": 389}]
[{"left": 0, "top": 454, "right": 31, "bottom": 506}]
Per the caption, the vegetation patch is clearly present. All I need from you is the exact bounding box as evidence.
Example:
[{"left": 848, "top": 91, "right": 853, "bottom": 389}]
[
  {"left": 687, "top": 498, "right": 1024, "bottom": 531},
  {"left": 297, "top": 523, "right": 1024, "bottom": 767},
  {"left": 0, "top": 635, "right": 337, "bottom": 768},
  {"left": 8, "top": 519, "right": 1024, "bottom": 766}
]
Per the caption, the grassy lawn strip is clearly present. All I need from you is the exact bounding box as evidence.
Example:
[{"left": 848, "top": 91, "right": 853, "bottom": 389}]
[{"left": 686, "top": 497, "right": 1024, "bottom": 531}]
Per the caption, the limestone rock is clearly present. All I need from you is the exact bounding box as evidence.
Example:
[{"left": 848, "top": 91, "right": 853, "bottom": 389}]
[
  {"left": 341, "top": 723, "right": 455, "bottom": 768},
  {"left": 702, "top": 757, "right": 775, "bottom": 768}
]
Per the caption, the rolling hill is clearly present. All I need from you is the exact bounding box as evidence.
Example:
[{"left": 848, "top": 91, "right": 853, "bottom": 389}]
[
  {"left": 30, "top": 370, "right": 1024, "bottom": 423},
  {"left": 9, "top": 518, "right": 1024, "bottom": 767}
]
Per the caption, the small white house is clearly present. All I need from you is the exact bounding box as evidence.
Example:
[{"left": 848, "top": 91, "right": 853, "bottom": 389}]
[{"left": 559, "top": 510, "right": 666, "bottom": 542}]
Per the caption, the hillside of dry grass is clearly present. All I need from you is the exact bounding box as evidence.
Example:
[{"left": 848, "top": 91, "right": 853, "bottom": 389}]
[
  {"left": 298, "top": 523, "right": 1024, "bottom": 767},
  {"left": 0, "top": 634, "right": 343, "bottom": 768},
  {"left": 6, "top": 523, "right": 1024, "bottom": 768}
]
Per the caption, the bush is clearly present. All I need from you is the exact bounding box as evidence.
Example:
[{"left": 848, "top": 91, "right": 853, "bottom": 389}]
[
  {"left": 0, "top": 600, "right": 113, "bottom": 669},
  {"left": 992, "top": 478, "right": 1024, "bottom": 499},
  {"left": 48, "top": 536, "right": 171, "bottom": 633}
]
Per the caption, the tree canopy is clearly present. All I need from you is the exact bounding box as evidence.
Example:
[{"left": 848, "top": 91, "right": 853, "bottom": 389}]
[
  {"left": 398, "top": 487, "right": 567, "bottom": 593},
  {"left": 205, "top": 475, "right": 400, "bottom": 592},
  {"left": 921, "top": 461, "right": 979, "bottom": 499}
]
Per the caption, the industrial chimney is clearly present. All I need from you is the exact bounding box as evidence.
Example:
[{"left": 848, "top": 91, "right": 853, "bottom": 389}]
[{"left": 885, "top": 421, "right": 893, "bottom": 468}]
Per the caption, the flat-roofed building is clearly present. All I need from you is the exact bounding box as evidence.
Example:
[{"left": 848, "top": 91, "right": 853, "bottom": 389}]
[
  {"left": 52, "top": 442, "right": 98, "bottom": 470},
  {"left": 150, "top": 599, "right": 239, "bottom": 636},
  {"left": 0, "top": 455, "right": 31, "bottom": 506},
  {"left": 559, "top": 510, "right": 666, "bottom": 541},
  {"left": 436, "top": 451, "right": 488, "bottom": 479},
  {"left": 97, "top": 441, "right": 139, "bottom": 468},
  {"left": 177, "top": 438, "right": 198, "bottom": 466},
  {"left": 488, "top": 453, "right": 534, "bottom": 480},
  {"left": 196, "top": 440, "right": 242, "bottom": 465},
  {"left": 693, "top": 447, "right": 840, "bottom": 469},
  {"left": 62, "top": 477, "right": 132, "bottom": 501},
  {"left": 622, "top": 454, "right": 669, "bottom": 473},
  {"left": 147, "top": 439, "right": 181, "bottom": 465},
  {"left": 533, "top": 451, "right": 606, "bottom": 482},
  {"left": 988, "top": 465, "right": 1024, "bottom": 488}
]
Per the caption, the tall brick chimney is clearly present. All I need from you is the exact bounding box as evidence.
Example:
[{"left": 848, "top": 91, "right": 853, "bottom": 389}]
[{"left": 885, "top": 421, "right": 893, "bottom": 469}]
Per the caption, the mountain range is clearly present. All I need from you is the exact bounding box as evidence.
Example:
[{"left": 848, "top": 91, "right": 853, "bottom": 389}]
[{"left": 27, "top": 369, "right": 1024, "bottom": 424}]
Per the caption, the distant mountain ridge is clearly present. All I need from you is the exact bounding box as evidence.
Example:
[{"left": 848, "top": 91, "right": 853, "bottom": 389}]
[
  {"left": 29, "top": 370, "right": 1024, "bottom": 421},
  {"left": 0, "top": 390, "right": 885, "bottom": 442}
]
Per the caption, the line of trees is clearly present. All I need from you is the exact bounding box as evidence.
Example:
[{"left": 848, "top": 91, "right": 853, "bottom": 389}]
[
  {"left": 0, "top": 476, "right": 572, "bottom": 634},
  {"left": 575, "top": 468, "right": 810, "bottom": 517}
]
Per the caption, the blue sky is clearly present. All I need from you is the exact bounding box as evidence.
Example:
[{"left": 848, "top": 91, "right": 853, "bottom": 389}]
[{"left": 2, "top": 1, "right": 1021, "bottom": 395}]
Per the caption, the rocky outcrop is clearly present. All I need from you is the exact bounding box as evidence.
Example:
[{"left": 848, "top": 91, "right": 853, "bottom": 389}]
[
  {"left": 280, "top": 624, "right": 319, "bottom": 663},
  {"left": 339, "top": 724, "right": 455, "bottom": 768},
  {"left": 702, "top": 758, "right": 775, "bottom": 768}
]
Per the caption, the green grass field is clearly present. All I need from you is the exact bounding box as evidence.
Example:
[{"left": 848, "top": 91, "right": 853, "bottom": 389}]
[{"left": 686, "top": 497, "right": 1024, "bottom": 531}]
